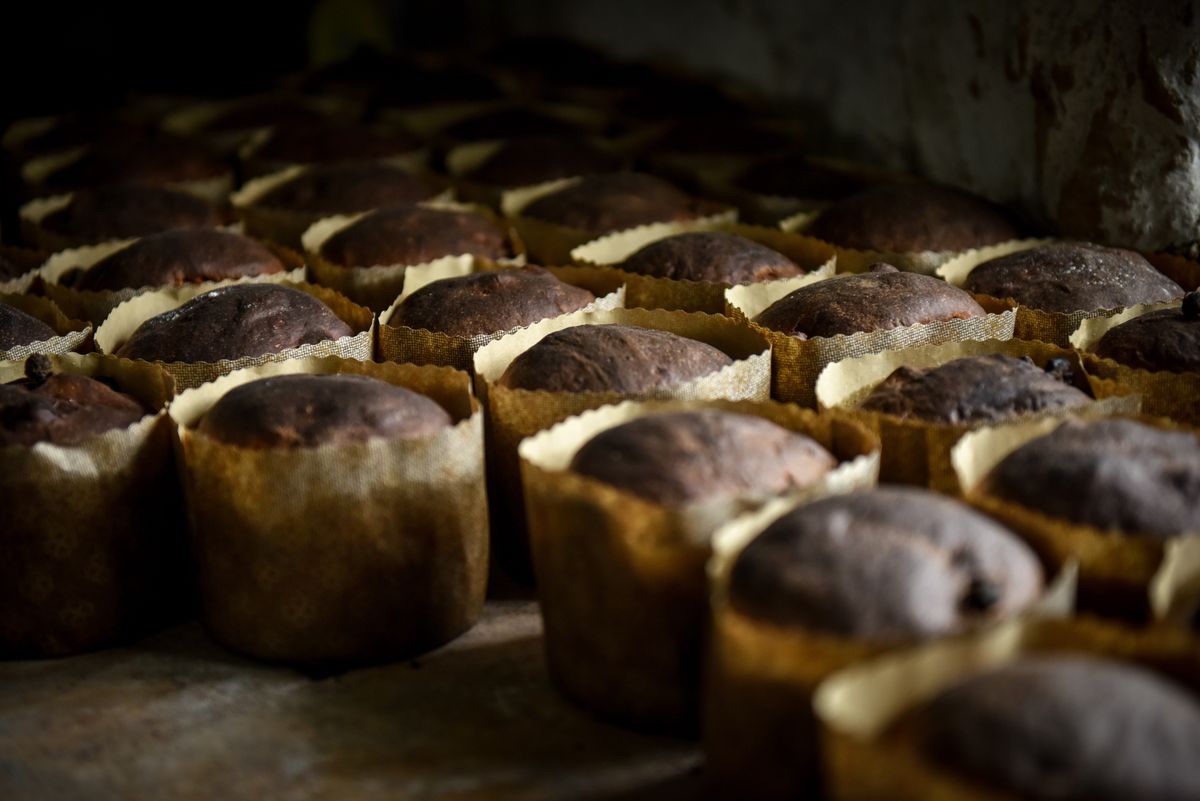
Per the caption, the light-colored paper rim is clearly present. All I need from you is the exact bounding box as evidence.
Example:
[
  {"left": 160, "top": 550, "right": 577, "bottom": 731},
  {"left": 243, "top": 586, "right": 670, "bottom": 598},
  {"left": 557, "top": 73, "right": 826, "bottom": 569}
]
[
  {"left": 0, "top": 292, "right": 92, "bottom": 360},
  {"left": 1150, "top": 535, "right": 1200, "bottom": 625},
  {"left": 22, "top": 148, "right": 234, "bottom": 206},
  {"left": 815, "top": 337, "right": 1142, "bottom": 490}
]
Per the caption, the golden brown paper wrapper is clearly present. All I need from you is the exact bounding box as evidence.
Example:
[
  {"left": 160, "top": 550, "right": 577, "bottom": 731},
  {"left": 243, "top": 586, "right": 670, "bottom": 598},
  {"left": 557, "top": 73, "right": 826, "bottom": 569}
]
[
  {"left": 934, "top": 238, "right": 1182, "bottom": 347},
  {"left": 94, "top": 280, "right": 375, "bottom": 390},
  {"left": 816, "top": 338, "right": 1142, "bottom": 491},
  {"left": 702, "top": 499, "right": 1077, "bottom": 801},
  {"left": 951, "top": 413, "right": 1200, "bottom": 620},
  {"left": 570, "top": 219, "right": 837, "bottom": 314},
  {"left": 302, "top": 200, "right": 527, "bottom": 312},
  {"left": 0, "top": 292, "right": 91, "bottom": 359},
  {"left": 1150, "top": 535, "right": 1200, "bottom": 627},
  {"left": 519, "top": 399, "right": 881, "bottom": 732},
  {"left": 778, "top": 213, "right": 1033, "bottom": 276},
  {"left": 377, "top": 261, "right": 625, "bottom": 371},
  {"left": 501, "top": 176, "right": 737, "bottom": 266},
  {"left": 0, "top": 244, "right": 50, "bottom": 294},
  {"left": 814, "top": 615, "right": 1200, "bottom": 801},
  {"left": 473, "top": 306, "right": 773, "bottom": 579},
  {"left": 726, "top": 277, "right": 1018, "bottom": 407},
  {"left": 231, "top": 163, "right": 452, "bottom": 248},
  {"left": 21, "top": 148, "right": 234, "bottom": 206},
  {"left": 168, "top": 357, "right": 488, "bottom": 666},
  {"left": 34, "top": 236, "right": 307, "bottom": 327},
  {"left": 1070, "top": 299, "right": 1200, "bottom": 425},
  {"left": 0, "top": 353, "right": 185, "bottom": 658}
]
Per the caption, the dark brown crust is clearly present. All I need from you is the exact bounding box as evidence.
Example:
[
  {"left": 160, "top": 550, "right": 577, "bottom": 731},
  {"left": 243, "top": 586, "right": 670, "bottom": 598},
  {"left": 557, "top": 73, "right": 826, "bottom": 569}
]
[
  {"left": 728, "top": 488, "right": 1044, "bottom": 640},
  {"left": 39, "top": 135, "right": 226, "bottom": 191},
  {"left": 319, "top": 206, "right": 510, "bottom": 268},
  {"left": 256, "top": 163, "right": 437, "bottom": 214},
  {"left": 907, "top": 657, "right": 1200, "bottom": 801},
  {"left": 618, "top": 232, "right": 804, "bottom": 284},
  {"left": 201, "top": 99, "right": 329, "bottom": 132},
  {"left": 38, "top": 184, "right": 220, "bottom": 246},
  {"left": 115, "top": 284, "right": 354, "bottom": 364},
  {"left": 1093, "top": 308, "right": 1200, "bottom": 373},
  {"left": 0, "top": 303, "right": 57, "bottom": 349},
  {"left": 570, "top": 410, "right": 835, "bottom": 506},
  {"left": 76, "top": 229, "right": 285, "bottom": 291},
  {"left": 438, "top": 108, "right": 585, "bottom": 142},
  {"left": 963, "top": 243, "right": 1184, "bottom": 313},
  {"left": 860, "top": 354, "right": 1091, "bottom": 424},
  {"left": 734, "top": 154, "right": 878, "bottom": 200},
  {"left": 982, "top": 419, "right": 1200, "bottom": 539},
  {"left": 390, "top": 267, "right": 595, "bottom": 337},
  {"left": 251, "top": 123, "right": 420, "bottom": 164},
  {"left": 521, "top": 174, "right": 704, "bottom": 233},
  {"left": 498, "top": 323, "right": 732, "bottom": 393},
  {"left": 753, "top": 264, "right": 986, "bottom": 338},
  {"left": 0, "top": 371, "right": 148, "bottom": 447},
  {"left": 465, "top": 135, "right": 621, "bottom": 187},
  {"left": 197, "top": 374, "right": 451, "bottom": 449},
  {"left": 805, "top": 184, "right": 1019, "bottom": 252}
]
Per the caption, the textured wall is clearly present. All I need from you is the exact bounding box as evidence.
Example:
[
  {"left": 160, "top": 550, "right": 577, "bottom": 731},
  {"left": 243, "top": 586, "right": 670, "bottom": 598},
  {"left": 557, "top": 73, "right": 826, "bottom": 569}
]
[{"left": 505, "top": 0, "right": 1200, "bottom": 250}]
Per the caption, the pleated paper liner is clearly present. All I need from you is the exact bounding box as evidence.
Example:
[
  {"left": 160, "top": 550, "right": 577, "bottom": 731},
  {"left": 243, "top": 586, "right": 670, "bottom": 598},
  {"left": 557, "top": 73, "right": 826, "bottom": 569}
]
[
  {"left": 519, "top": 399, "right": 881, "bottom": 733},
  {"left": 500, "top": 176, "right": 737, "bottom": 266},
  {"left": 301, "top": 200, "right": 528, "bottom": 313},
  {"left": 472, "top": 306, "right": 773, "bottom": 580},
  {"left": 1070, "top": 299, "right": 1200, "bottom": 425},
  {"left": 1150, "top": 536, "right": 1200, "bottom": 628},
  {"left": 815, "top": 338, "right": 1143, "bottom": 491},
  {"left": 0, "top": 292, "right": 91, "bottom": 360},
  {"left": 778, "top": 211, "right": 1036, "bottom": 276},
  {"left": 236, "top": 126, "right": 431, "bottom": 181},
  {"left": 168, "top": 357, "right": 488, "bottom": 666},
  {"left": 0, "top": 353, "right": 186, "bottom": 658},
  {"left": 94, "top": 281, "right": 375, "bottom": 390},
  {"left": 569, "top": 219, "right": 837, "bottom": 314},
  {"left": 21, "top": 147, "right": 235, "bottom": 206},
  {"left": 725, "top": 277, "right": 1018, "bottom": 407},
  {"left": 445, "top": 135, "right": 633, "bottom": 210},
  {"left": 0, "top": 244, "right": 50, "bottom": 294},
  {"left": 32, "top": 235, "right": 307, "bottom": 327},
  {"left": 230, "top": 163, "right": 453, "bottom": 248},
  {"left": 951, "top": 413, "right": 1200, "bottom": 620},
  {"left": 701, "top": 497, "right": 1077, "bottom": 801},
  {"left": 377, "top": 261, "right": 626, "bottom": 372},
  {"left": 934, "top": 237, "right": 1187, "bottom": 347},
  {"left": 1145, "top": 249, "right": 1200, "bottom": 291},
  {"left": 813, "top": 615, "right": 1200, "bottom": 801}
]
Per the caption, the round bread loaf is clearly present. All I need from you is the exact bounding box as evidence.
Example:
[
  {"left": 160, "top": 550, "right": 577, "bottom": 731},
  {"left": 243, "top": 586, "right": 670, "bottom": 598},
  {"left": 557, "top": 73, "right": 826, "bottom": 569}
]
[
  {"left": 728, "top": 488, "right": 1044, "bottom": 640},
  {"left": 76, "top": 229, "right": 285, "bottom": 291},
  {"left": 981, "top": 419, "right": 1200, "bottom": 539},
  {"left": 254, "top": 163, "right": 437, "bottom": 214},
  {"left": 860, "top": 354, "right": 1091, "bottom": 424},
  {"left": 318, "top": 206, "right": 510, "bottom": 268},
  {"left": 200, "top": 98, "right": 328, "bottom": 132},
  {"left": 1093, "top": 293, "right": 1200, "bottom": 373},
  {"left": 198, "top": 373, "right": 452, "bottom": 449},
  {"left": 520, "top": 174, "right": 703, "bottom": 233},
  {"left": 570, "top": 409, "right": 836, "bottom": 506},
  {"left": 618, "top": 231, "right": 804, "bottom": 284},
  {"left": 36, "top": 184, "right": 220, "bottom": 246},
  {"left": 439, "top": 108, "right": 583, "bottom": 142},
  {"left": 754, "top": 264, "right": 985, "bottom": 339},
  {"left": 39, "top": 135, "right": 226, "bottom": 191},
  {"left": 249, "top": 122, "right": 420, "bottom": 165},
  {"left": 906, "top": 657, "right": 1200, "bottom": 801},
  {"left": 115, "top": 284, "right": 353, "bottom": 364},
  {"left": 963, "top": 242, "right": 1184, "bottom": 312},
  {"left": 0, "top": 356, "right": 148, "bottom": 447},
  {"left": 0, "top": 302, "right": 57, "bottom": 349},
  {"left": 499, "top": 323, "right": 733, "bottom": 393},
  {"left": 390, "top": 267, "right": 594, "bottom": 337},
  {"left": 805, "top": 184, "right": 1019, "bottom": 253},
  {"left": 734, "top": 154, "right": 877, "bottom": 200},
  {"left": 464, "top": 135, "right": 621, "bottom": 187}
]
